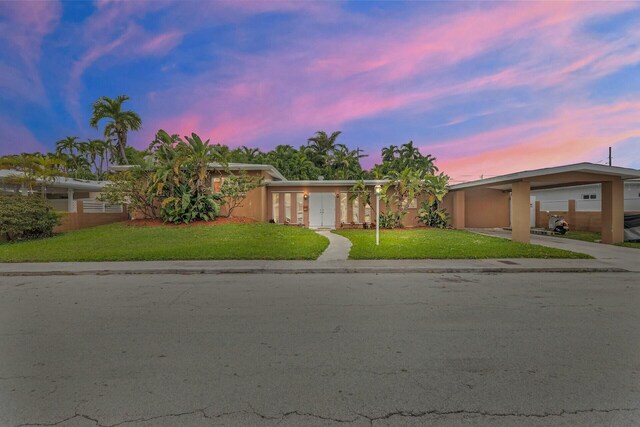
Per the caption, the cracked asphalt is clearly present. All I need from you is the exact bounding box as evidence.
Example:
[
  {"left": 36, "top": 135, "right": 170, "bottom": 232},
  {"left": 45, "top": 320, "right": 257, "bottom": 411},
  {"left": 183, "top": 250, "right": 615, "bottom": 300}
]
[{"left": 1, "top": 272, "right": 639, "bottom": 426}]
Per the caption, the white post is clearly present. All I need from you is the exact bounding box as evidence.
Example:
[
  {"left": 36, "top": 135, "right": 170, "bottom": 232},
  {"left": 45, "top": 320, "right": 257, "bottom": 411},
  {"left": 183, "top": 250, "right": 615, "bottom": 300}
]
[
  {"left": 67, "top": 188, "right": 75, "bottom": 212},
  {"left": 375, "top": 185, "right": 381, "bottom": 246}
]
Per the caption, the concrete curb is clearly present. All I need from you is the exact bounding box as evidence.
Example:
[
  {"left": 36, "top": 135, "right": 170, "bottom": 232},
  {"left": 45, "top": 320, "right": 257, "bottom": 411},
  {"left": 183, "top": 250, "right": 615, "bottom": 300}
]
[{"left": 0, "top": 266, "right": 628, "bottom": 276}]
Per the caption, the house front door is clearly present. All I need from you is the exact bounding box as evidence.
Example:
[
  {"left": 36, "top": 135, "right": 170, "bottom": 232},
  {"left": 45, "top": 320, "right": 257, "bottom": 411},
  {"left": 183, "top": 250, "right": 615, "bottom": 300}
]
[{"left": 309, "top": 193, "right": 336, "bottom": 228}]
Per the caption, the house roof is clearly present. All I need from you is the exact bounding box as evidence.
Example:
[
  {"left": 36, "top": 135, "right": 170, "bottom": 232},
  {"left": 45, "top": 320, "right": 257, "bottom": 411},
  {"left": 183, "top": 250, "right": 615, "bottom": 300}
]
[
  {"left": 267, "top": 179, "right": 387, "bottom": 187},
  {"left": 110, "top": 163, "right": 287, "bottom": 181},
  {"left": 0, "top": 170, "right": 107, "bottom": 191},
  {"left": 450, "top": 162, "right": 640, "bottom": 191},
  {"left": 208, "top": 163, "right": 287, "bottom": 181}
]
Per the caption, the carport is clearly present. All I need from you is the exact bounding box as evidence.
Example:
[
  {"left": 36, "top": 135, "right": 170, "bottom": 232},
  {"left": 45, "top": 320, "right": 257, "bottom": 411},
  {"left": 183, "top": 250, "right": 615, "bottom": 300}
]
[{"left": 446, "top": 163, "right": 640, "bottom": 244}]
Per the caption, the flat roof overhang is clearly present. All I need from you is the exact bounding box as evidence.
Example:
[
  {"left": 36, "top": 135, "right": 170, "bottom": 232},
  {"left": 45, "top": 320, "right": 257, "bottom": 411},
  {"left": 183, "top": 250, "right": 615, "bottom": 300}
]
[
  {"left": 267, "top": 179, "right": 388, "bottom": 187},
  {"left": 449, "top": 162, "right": 640, "bottom": 192}
]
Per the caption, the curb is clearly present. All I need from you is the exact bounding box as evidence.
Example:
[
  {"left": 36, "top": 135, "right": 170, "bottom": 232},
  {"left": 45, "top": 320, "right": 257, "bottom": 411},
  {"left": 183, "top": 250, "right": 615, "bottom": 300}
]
[{"left": 0, "top": 267, "right": 628, "bottom": 276}]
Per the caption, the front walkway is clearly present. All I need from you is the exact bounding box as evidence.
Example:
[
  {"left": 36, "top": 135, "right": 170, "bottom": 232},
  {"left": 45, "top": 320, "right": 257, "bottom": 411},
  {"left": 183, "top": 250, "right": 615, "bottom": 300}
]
[
  {"left": 469, "top": 228, "right": 640, "bottom": 272},
  {"left": 315, "top": 230, "right": 352, "bottom": 261}
]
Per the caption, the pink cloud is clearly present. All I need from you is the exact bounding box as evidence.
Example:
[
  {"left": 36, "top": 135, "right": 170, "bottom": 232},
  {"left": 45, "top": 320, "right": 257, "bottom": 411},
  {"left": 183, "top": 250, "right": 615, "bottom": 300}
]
[
  {"left": 141, "top": 1, "right": 639, "bottom": 155},
  {"left": 0, "top": 0, "right": 62, "bottom": 103},
  {"left": 0, "top": 118, "right": 47, "bottom": 156},
  {"left": 438, "top": 100, "right": 640, "bottom": 181}
]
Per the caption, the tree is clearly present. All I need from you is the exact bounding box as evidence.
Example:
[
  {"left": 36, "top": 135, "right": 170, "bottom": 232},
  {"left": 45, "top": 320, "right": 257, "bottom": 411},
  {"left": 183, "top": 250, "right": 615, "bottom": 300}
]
[
  {"left": 220, "top": 172, "right": 263, "bottom": 217},
  {"left": 55, "top": 136, "right": 79, "bottom": 157},
  {"left": 417, "top": 173, "right": 450, "bottom": 228},
  {"left": 89, "top": 95, "right": 142, "bottom": 165},
  {"left": 147, "top": 131, "right": 226, "bottom": 224}
]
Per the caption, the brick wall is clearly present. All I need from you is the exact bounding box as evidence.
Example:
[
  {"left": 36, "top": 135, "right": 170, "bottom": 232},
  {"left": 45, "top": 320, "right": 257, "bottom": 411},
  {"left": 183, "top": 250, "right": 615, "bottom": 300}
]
[{"left": 54, "top": 201, "right": 128, "bottom": 233}]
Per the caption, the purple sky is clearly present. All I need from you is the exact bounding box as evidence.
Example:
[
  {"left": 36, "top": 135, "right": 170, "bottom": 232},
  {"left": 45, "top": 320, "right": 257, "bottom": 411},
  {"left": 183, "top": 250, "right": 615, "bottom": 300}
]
[{"left": 1, "top": 1, "right": 639, "bottom": 181}]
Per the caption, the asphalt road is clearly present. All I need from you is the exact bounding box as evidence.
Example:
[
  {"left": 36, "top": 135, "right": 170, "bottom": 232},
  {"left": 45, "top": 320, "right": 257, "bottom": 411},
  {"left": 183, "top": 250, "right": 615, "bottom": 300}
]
[{"left": 1, "top": 272, "right": 639, "bottom": 426}]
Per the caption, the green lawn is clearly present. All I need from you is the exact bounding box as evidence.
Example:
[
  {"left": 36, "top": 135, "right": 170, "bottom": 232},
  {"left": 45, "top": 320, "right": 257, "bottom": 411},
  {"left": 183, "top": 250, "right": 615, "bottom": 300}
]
[
  {"left": 557, "top": 230, "right": 601, "bottom": 243},
  {"left": 621, "top": 241, "right": 640, "bottom": 249},
  {"left": 557, "top": 230, "right": 640, "bottom": 249},
  {"left": 0, "top": 223, "right": 329, "bottom": 262},
  {"left": 334, "top": 228, "right": 591, "bottom": 259}
]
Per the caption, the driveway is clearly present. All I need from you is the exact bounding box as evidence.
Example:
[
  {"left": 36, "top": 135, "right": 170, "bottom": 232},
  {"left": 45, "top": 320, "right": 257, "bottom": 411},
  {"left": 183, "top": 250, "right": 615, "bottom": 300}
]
[
  {"left": 469, "top": 228, "right": 640, "bottom": 272},
  {"left": 2, "top": 272, "right": 639, "bottom": 426}
]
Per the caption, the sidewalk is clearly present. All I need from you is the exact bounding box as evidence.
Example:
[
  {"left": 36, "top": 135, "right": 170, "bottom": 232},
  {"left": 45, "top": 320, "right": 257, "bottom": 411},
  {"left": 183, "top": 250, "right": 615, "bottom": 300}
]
[
  {"left": 0, "top": 258, "right": 626, "bottom": 276},
  {"left": 468, "top": 228, "right": 640, "bottom": 272}
]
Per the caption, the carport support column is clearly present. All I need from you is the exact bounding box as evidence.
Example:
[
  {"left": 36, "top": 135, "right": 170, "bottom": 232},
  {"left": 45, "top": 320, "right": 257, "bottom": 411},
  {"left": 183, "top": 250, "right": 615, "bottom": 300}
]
[
  {"left": 67, "top": 188, "right": 75, "bottom": 213},
  {"left": 451, "top": 190, "right": 465, "bottom": 229},
  {"left": 511, "top": 181, "right": 531, "bottom": 244},
  {"left": 601, "top": 179, "right": 624, "bottom": 244}
]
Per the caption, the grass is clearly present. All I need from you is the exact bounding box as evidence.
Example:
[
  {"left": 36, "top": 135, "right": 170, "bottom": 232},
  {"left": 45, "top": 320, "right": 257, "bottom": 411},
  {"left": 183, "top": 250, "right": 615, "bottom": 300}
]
[
  {"left": 556, "top": 230, "right": 640, "bottom": 249},
  {"left": 0, "top": 223, "right": 329, "bottom": 262},
  {"left": 620, "top": 241, "right": 640, "bottom": 249},
  {"left": 334, "top": 228, "right": 591, "bottom": 259},
  {"left": 556, "top": 230, "right": 601, "bottom": 243}
]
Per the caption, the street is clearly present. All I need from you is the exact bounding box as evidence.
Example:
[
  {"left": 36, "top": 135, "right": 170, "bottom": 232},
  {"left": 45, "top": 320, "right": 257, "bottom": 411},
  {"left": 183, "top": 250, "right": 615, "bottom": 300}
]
[{"left": 2, "top": 272, "right": 639, "bottom": 426}]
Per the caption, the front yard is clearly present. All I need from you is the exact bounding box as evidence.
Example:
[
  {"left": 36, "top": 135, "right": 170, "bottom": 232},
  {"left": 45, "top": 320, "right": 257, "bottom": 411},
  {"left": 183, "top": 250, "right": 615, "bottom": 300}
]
[
  {"left": 334, "top": 228, "right": 591, "bottom": 259},
  {"left": 0, "top": 222, "right": 329, "bottom": 262}
]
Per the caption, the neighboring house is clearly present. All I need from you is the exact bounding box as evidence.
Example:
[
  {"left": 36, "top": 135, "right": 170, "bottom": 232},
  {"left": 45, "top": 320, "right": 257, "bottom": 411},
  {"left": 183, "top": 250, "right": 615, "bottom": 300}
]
[
  {"left": 0, "top": 169, "right": 127, "bottom": 232},
  {"left": 531, "top": 179, "right": 640, "bottom": 231}
]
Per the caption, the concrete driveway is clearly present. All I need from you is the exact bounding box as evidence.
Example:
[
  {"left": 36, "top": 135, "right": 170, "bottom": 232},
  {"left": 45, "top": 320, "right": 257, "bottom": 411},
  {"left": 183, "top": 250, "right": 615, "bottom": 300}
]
[
  {"left": 2, "top": 272, "right": 639, "bottom": 426},
  {"left": 469, "top": 228, "right": 640, "bottom": 272}
]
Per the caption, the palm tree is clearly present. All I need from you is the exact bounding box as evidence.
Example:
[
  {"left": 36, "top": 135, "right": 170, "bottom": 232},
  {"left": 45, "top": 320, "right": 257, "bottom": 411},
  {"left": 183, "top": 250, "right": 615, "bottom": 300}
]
[
  {"left": 381, "top": 144, "right": 398, "bottom": 163},
  {"left": 238, "top": 146, "right": 261, "bottom": 163},
  {"left": 89, "top": 95, "right": 142, "bottom": 165},
  {"left": 55, "top": 136, "right": 79, "bottom": 157}
]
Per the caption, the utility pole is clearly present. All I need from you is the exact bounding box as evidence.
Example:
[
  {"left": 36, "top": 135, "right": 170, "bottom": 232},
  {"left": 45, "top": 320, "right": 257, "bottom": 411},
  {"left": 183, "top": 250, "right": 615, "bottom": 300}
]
[{"left": 608, "top": 147, "right": 612, "bottom": 166}]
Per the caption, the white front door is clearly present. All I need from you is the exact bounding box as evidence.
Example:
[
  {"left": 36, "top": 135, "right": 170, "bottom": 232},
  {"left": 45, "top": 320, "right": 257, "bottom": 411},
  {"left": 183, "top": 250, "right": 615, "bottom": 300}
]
[{"left": 309, "top": 193, "right": 336, "bottom": 228}]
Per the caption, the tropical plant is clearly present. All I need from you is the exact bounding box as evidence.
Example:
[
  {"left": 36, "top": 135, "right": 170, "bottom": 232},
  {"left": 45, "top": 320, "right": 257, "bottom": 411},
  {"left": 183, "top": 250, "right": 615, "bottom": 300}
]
[
  {"left": 89, "top": 95, "right": 142, "bottom": 165},
  {"left": 417, "top": 202, "right": 449, "bottom": 228},
  {"left": 219, "top": 172, "right": 263, "bottom": 218},
  {"left": 160, "top": 184, "right": 222, "bottom": 224},
  {"left": 147, "top": 130, "right": 226, "bottom": 224}
]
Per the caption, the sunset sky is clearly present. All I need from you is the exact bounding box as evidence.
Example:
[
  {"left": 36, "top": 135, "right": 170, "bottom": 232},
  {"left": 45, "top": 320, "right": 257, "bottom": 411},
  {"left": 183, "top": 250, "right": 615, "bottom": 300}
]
[{"left": 1, "top": 0, "right": 639, "bottom": 181}]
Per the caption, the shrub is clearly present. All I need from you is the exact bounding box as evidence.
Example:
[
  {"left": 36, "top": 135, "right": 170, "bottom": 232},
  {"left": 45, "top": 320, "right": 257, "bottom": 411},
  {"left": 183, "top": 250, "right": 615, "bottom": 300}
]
[
  {"left": 379, "top": 211, "right": 402, "bottom": 229},
  {"left": 160, "top": 185, "right": 222, "bottom": 224},
  {"left": 0, "top": 195, "right": 60, "bottom": 241},
  {"left": 417, "top": 201, "right": 449, "bottom": 228}
]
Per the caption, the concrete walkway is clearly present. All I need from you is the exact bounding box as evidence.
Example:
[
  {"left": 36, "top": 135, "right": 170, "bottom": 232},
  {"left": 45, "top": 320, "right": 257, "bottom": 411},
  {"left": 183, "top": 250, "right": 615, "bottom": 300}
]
[
  {"left": 469, "top": 228, "right": 640, "bottom": 272},
  {"left": 315, "top": 230, "right": 352, "bottom": 261}
]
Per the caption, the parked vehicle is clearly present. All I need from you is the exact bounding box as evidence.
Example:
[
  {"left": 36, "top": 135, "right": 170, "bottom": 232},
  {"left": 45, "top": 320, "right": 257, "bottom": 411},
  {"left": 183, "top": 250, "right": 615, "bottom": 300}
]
[{"left": 549, "top": 215, "right": 569, "bottom": 235}]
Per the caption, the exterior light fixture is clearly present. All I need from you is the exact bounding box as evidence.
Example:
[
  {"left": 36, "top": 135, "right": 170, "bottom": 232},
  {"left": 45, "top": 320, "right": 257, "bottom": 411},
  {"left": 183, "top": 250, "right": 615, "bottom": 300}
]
[
  {"left": 374, "top": 185, "right": 382, "bottom": 246},
  {"left": 303, "top": 193, "right": 308, "bottom": 200}
]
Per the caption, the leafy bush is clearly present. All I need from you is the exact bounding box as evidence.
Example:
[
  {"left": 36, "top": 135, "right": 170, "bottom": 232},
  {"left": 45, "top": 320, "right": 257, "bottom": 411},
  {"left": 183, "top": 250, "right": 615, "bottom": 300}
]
[
  {"left": 379, "top": 211, "right": 402, "bottom": 229},
  {"left": 417, "top": 201, "right": 449, "bottom": 228},
  {"left": 0, "top": 195, "right": 60, "bottom": 241},
  {"left": 160, "top": 185, "right": 222, "bottom": 224}
]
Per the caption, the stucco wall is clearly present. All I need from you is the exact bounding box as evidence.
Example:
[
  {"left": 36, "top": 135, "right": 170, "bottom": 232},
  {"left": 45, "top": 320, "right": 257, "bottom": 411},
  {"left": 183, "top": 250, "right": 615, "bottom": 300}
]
[
  {"left": 54, "top": 201, "right": 128, "bottom": 233},
  {"left": 444, "top": 188, "right": 510, "bottom": 228}
]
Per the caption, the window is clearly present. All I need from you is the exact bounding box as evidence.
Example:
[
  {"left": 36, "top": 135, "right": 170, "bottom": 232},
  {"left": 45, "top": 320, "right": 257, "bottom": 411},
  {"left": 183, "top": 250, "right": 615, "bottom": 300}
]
[
  {"left": 212, "top": 177, "right": 223, "bottom": 193},
  {"left": 296, "top": 193, "right": 304, "bottom": 224},
  {"left": 272, "top": 193, "right": 279, "bottom": 223},
  {"left": 352, "top": 197, "right": 359, "bottom": 223},
  {"left": 364, "top": 203, "right": 371, "bottom": 223},
  {"left": 340, "top": 193, "right": 348, "bottom": 224},
  {"left": 284, "top": 193, "right": 291, "bottom": 223},
  {"left": 582, "top": 194, "right": 597, "bottom": 200}
]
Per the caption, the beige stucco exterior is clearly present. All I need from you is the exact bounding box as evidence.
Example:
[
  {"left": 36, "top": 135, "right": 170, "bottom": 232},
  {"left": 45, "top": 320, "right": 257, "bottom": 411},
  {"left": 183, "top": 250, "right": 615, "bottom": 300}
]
[{"left": 446, "top": 164, "right": 640, "bottom": 244}]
